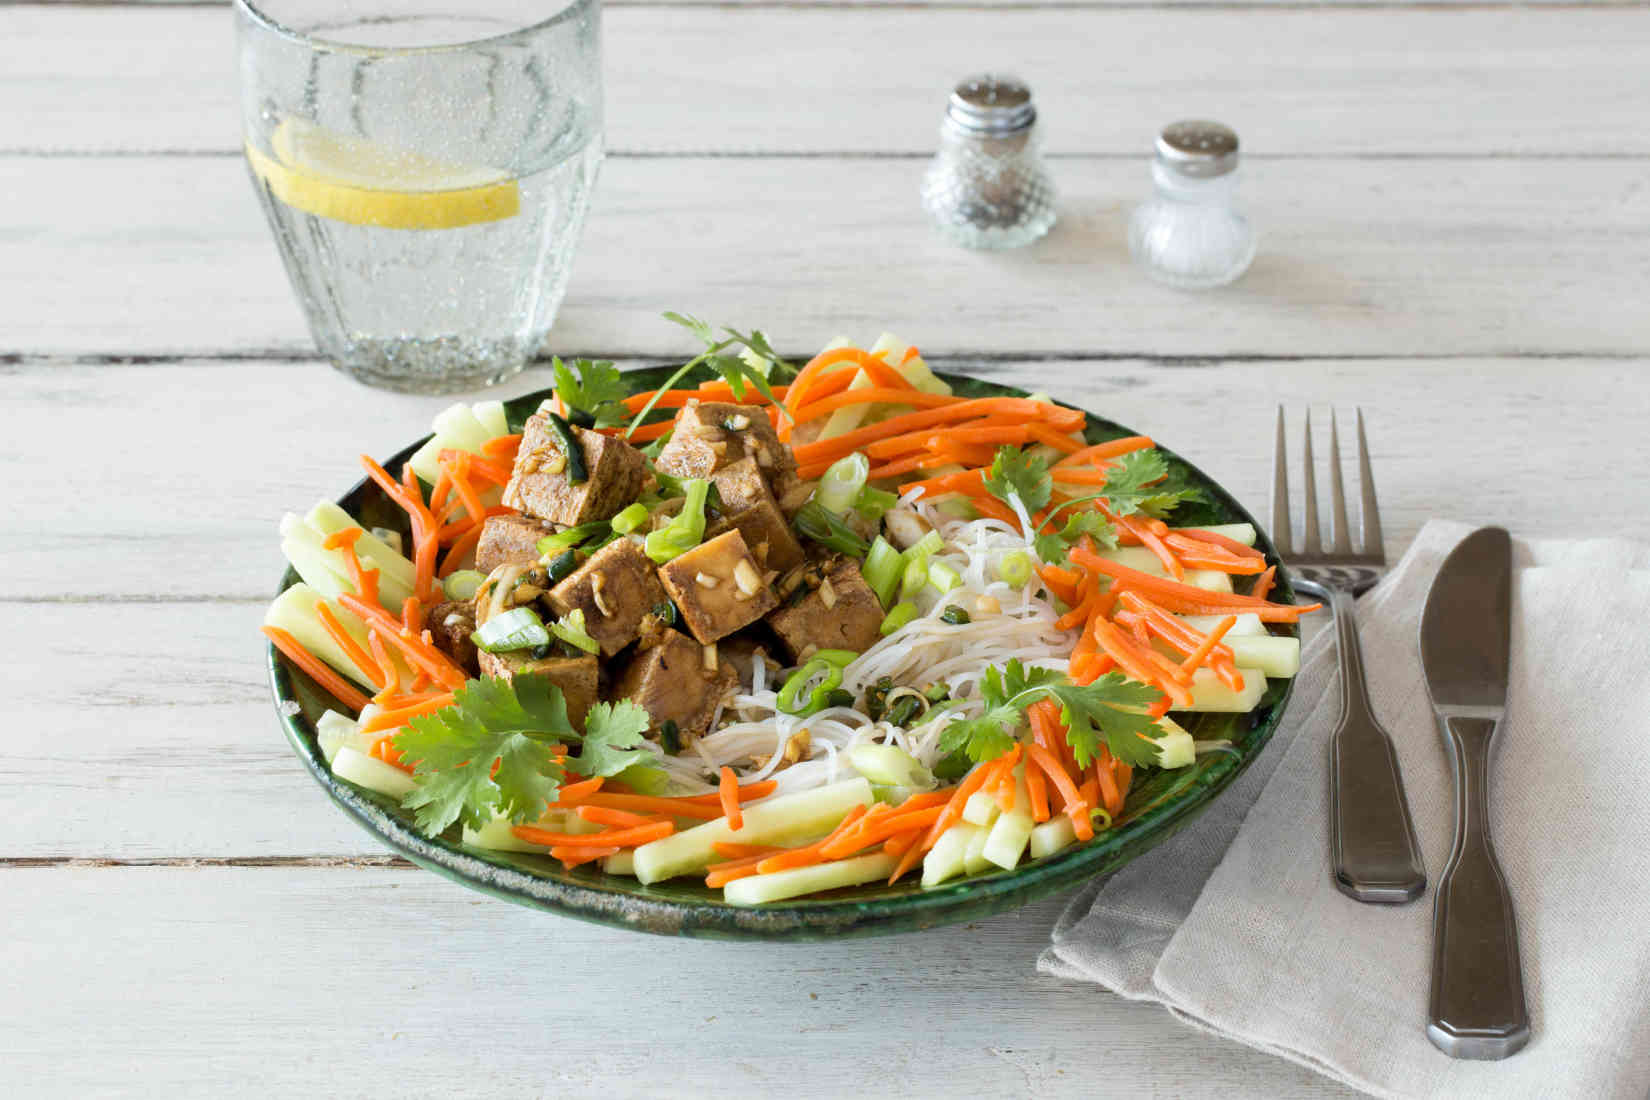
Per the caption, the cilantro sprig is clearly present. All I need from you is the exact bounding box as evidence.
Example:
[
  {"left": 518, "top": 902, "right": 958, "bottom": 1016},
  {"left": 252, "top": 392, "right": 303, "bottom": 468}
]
[
  {"left": 937, "top": 658, "right": 1167, "bottom": 770},
  {"left": 551, "top": 357, "right": 630, "bottom": 429},
  {"left": 391, "top": 676, "right": 662, "bottom": 836},
  {"left": 624, "top": 313, "right": 797, "bottom": 438},
  {"left": 1094, "top": 450, "right": 1203, "bottom": 519}
]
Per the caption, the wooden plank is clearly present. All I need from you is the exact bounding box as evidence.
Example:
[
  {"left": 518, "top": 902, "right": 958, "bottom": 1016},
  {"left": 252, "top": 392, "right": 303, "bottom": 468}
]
[
  {"left": 0, "top": 866, "right": 1357, "bottom": 1098},
  {"left": 5, "top": 155, "right": 1650, "bottom": 360},
  {"left": 8, "top": 355, "right": 1650, "bottom": 605},
  {"left": 8, "top": 4, "right": 1650, "bottom": 156}
]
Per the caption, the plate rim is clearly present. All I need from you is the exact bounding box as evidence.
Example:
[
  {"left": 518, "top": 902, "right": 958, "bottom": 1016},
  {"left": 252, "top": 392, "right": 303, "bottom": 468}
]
[{"left": 266, "top": 368, "right": 1299, "bottom": 940}]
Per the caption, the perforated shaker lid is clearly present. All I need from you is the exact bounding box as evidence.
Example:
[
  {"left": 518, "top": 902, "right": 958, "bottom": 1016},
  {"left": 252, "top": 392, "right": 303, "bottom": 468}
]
[
  {"left": 1156, "top": 120, "right": 1240, "bottom": 178},
  {"left": 946, "top": 74, "right": 1036, "bottom": 135}
]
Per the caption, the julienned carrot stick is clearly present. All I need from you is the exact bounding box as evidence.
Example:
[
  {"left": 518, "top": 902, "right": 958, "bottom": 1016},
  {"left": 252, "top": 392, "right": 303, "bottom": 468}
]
[
  {"left": 791, "top": 397, "right": 1080, "bottom": 469},
  {"left": 575, "top": 805, "right": 662, "bottom": 828},
  {"left": 438, "top": 521, "right": 485, "bottom": 576},
  {"left": 337, "top": 592, "right": 467, "bottom": 689},
  {"left": 1179, "top": 614, "right": 1238, "bottom": 675},
  {"left": 1068, "top": 546, "right": 1320, "bottom": 621},
  {"left": 552, "top": 793, "right": 723, "bottom": 820},
  {"left": 864, "top": 453, "right": 934, "bottom": 482},
  {"left": 359, "top": 692, "right": 455, "bottom": 734},
  {"left": 1177, "top": 528, "right": 1267, "bottom": 561},
  {"left": 1026, "top": 743, "right": 1086, "bottom": 819},
  {"left": 753, "top": 805, "right": 871, "bottom": 874},
  {"left": 819, "top": 805, "right": 946, "bottom": 860},
  {"left": 551, "top": 846, "right": 621, "bottom": 869},
  {"left": 719, "top": 766, "right": 744, "bottom": 831},
  {"left": 790, "top": 386, "right": 961, "bottom": 426},
  {"left": 712, "top": 842, "right": 783, "bottom": 861},
  {"left": 551, "top": 776, "right": 604, "bottom": 804},
  {"left": 312, "top": 600, "right": 385, "bottom": 689},
  {"left": 481, "top": 433, "right": 522, "bottom": 459},
  {"left": 890, "top": 749, "right": 1011, "bottom": 884},
  {"left": 898, "top": 467, "right": 987, "bottom": 498},
  {"left": 1250, "top": 565, "right": 1277, "bottom": 602},
  {"left": 513, "top": 820, "right": 675, "bottom": 848},
  {"left": 1053, "top": 436, "right": 1155, "bottom": 468},
  {"left": 674, "top": 780, "right": 778, "bottom": 805},
  {"left": 1026, "top": 422, "right": 1084, "bottom": 454},
  {"left": 262, "top": 625, "right": 371, "bottom": 712},
  {"left": 1119, "top": 515, "right": 1183, "bottom": 581}
]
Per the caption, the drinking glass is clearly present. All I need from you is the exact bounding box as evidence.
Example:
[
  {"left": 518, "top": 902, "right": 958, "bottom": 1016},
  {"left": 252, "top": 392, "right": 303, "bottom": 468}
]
[{"left": 235, "top": 0, "right": 603, "bottom": 393}]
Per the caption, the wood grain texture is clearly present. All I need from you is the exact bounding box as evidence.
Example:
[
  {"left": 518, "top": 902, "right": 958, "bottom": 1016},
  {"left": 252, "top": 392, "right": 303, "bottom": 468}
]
[
  {"left": 6, "top": 155, "right": 1650, "bottom": 360},
  {"left": 8, "top": 4, "right": 1650, "bottom": 155},
  {"left": 0, "top": 866, "right": 1360, "bottom": 1098}
]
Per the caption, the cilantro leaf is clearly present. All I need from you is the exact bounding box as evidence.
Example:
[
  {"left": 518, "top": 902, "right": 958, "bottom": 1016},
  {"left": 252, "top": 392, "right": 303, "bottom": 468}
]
[
  {"left": 1048, "top": 674, "right": 1166, "bottom": 769},
  {"left": 705, "top": 353, "right": 790, "bottom": 420},
  {"left": 937, "top": 660, "right": 1063, "bottom": 764},
  {"left": 982, "top": 446, "right": 1052, "bottom": 513},
  {"left": 657, "top": 313, "right": 794, "bottom": 421},
  {"left": 662, "top": 310, "right": 718, "bottom": 345},
  {"left": 391, "top": 674, "right": 576, "bottom": 836},
  {"left": 572, "top": 700, "right": 660, "bottom": 779},
  {"left": 551, "top": 357, "right": 630, "bottom": 428},
  {"left": 1099, "top": 450, "right": 1203, "bottom": 519},
  {"left": 1034, "top": 509, "right": 1119, "bottom": 562},
  {"left": 720, "top": 325, "right": 799, "bottom": 383}
]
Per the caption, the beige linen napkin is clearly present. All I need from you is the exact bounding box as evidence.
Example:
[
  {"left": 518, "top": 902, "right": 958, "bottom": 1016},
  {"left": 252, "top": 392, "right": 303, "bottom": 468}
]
[{"left": 1040, "top": 520, "right": 1650, "bottom": 1099}]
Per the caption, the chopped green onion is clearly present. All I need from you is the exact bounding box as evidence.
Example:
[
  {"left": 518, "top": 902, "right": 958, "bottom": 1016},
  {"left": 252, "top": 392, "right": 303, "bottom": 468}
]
[
  {"left": 659, "top": 719, "right": 682, "bottom": 755},
  {"left": 777, "top": 659, "right": 846, "bottom": 717},
  {"left": 855, "top": 486, "right": 898, "bottom": 521},
  {"left": 549, "top": 608, "right": 600, "bottom": 655},
  {"left": 899, "top": 553, "right": 930, "bottom": 601},
  {"left": 997, "top": 550, "right": 1033, "bottom": 588},
  {"left": 442, "top": 569, "right": 487, "bottom": 601},
  {"left": 906, "top": 530, "right": 944, "bottom": 559},
  {"left": 537, "top": 522, "right": 607, "bottom": 556},
  {"left": 880, "top": 601, "right": 919, "bottom": 636},
  {"left": 862, "top": 537, "right": 902, "bottom": 607},
  {"left": 470, "top": 607, "right": 550, "bottom": 653},
  {"left": 816, "top": 453, "right": 870, "bottom": 516},
  {"left": 821, "top": 688, "right": 856, "bottom": 710},
  {"left": 543, "top": 548, "right": 580, "bottom": 586},
  {"left": 792, "top": 501, "right": 870, "bottom": 558},
  {"left": 940, "top": 605, "right": 971, "bottom": 626},
  {"left": 544, "top": 412, "right": 587, "bottom": 484},
  {"left": 650, "top": 600, "right": 679, "bottom": 626},
  {"left": 611, "top": 501, "right": 650, "bottom": 535},
  {"left": 644, "top": 478, "right": 711, "bottom": 563},
  {"left": 812, "top": 648, "right": 860, "bottom": 668},
  {"left": 928, "top": 560, "right": 962, "bottom": 593}
]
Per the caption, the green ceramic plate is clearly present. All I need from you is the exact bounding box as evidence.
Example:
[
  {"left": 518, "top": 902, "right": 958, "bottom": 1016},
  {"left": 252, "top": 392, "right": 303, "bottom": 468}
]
[{"left": 267, "top": 367, "right": 1298, "bottom": 940}]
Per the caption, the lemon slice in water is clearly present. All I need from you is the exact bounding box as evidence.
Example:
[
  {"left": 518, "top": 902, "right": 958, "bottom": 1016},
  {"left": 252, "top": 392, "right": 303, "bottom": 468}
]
[{"left": 246, "top": 119, "right": 520, "bottom": 230}]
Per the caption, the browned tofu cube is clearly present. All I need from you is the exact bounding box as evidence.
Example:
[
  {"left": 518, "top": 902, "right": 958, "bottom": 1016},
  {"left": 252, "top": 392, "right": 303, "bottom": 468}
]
[
  {"left": 425, "top": 600, "right": 479, "bottom": 676},
  {"left": 503, "top": 413, "right": 645, "bottom": 527},
  {"left": 710, "top": 457, "right": 772, "bottom": 514},
  {"left": 476, "top": 651, "right": 599, "bottom": 728},
  {"left": 543, "top": 537, "right": 666, "bottom": 656},
  {"left": 654, "top": 400, "right": 798, "bottom": 493},
  {"left": 765, "top": 555, "right": 884, "bottom": 662},
  {"left": 613, "top": 628, "right": 736, "bottom": 738},
  {"left": 656, "top": 529, "right": 778, "bottom": 644},
  {"left": 474, "top": 513, "right": 556, "bottom": 574},
  {"left": 707, "top": 500, "right": 805, "bottom": 574}
]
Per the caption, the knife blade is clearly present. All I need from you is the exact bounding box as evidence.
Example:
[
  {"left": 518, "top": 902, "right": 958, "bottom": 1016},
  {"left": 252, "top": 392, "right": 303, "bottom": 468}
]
[{"left": 1418, "top": 525, "right": 1530, "bottom": 1060}]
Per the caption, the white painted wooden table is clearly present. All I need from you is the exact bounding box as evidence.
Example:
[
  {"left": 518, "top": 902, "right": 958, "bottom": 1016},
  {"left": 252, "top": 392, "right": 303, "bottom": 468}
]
[{"left": 8, "top": 1, "right": 1650, "bottom": 1095}]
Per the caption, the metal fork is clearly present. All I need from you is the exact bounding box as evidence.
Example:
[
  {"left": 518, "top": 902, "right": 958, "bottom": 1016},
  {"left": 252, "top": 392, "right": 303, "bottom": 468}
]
[{"left": 1273, "top": 408, "right": 1426, "bottom": 904}]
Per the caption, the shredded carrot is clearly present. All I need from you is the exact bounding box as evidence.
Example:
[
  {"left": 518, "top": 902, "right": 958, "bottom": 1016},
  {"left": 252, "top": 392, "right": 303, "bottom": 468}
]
[
  {"left": 481, "top": 433, "right": 522, "bottom": 459},
  {"left": 549, "top": 845, "right": 620, "bottom": 869},
  {"left": 864, "top": 453, "right": 935, "bottom": 482},
  {"left": 368, "top": 733, "right": 409, "bottom": 769},
  {"left": 890, "top": 749, "right": 1009, "bottom": 884},
  {"left": 882, "top": 830, "right": 923, "bottom": 857},
  {"left": 673, "top": 780, "right": 778, "bottom": 806},
  {"left": 512, "top": 820, "right": 674, "bottom": 848},
  {"left": 712, "top": 842, "right": 783, "bottom": 861},
  {"left": 1069, "top": 546, "right": 1320, "bottom": 621},
  {"left": 312, "top": 600, "right": 385, "bottom": 689},
  {"left": 438, "top": 521, "right": 485, "bottom": 576},
  {"left": 337, "top": 593, "right": 468, "bottom": 690},
  {"left": 552, "top": 793, "right": 723, "bottom": 820},
  {"left": 719, "top": 766, "right": 744, "bottom": 831},
  {"left": 261, "top": 626, "right": 370, "bottom": 712},
  {"left": 790, "top": 386, "right": 960, "bottom": 426},
  {"left": 575, "top": 805, "right": 663, "bottom": 828},
  {"left": 819, "top": 805, "right": 946, "bottom": 860},
  {"left": 1251, "top": 564, "right": 1277, "bottom": 602},
  {"left": 1053, "top": 435, "right": 1155, "bottom": 468},
  {"left": 1179, "top": 614, "right": 1238, "bottom": 675},
  {"left": 753, "top": 805, "right": 871, "bottom": 874},
  {"left": 792, "top": 397, "right": 1080, "bottom": 471},
  {"left": 1025, "top": 422, "right": 1084, "bottom": 454},
  {"left": 359, "top": 691, "right": 454, "bottom": 734},
  {"left": 556, "top": 776, "right": 605, "bottom": 804}
]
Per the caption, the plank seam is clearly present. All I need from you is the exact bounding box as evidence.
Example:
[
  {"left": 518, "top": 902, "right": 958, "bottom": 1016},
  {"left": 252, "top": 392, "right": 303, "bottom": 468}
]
[{"left": 0, "top": 855, "right": 414, "bottom": 868}]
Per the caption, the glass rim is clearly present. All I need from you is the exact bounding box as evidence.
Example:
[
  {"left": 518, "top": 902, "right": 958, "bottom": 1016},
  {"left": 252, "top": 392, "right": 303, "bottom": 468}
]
[{"left": 233, "top": 0, "right": 598, "bottom": 56}]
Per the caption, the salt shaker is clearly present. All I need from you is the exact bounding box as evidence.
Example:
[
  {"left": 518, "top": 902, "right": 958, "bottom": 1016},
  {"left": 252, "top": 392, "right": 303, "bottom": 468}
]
[
  {"left": 921, "top": 75, "right": 1056, "bottom": 249},
  {"left": 1128, "top": 120, "right": 1256, "bottom": 289}
]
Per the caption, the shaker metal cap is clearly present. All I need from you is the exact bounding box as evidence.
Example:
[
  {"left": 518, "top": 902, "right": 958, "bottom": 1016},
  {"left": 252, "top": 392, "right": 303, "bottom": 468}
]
[
  {"left": 1156, "top": 120, "right": 1240, "bottom": 178},
  {"left": 946, "top": 74, "right": 1036, "bottom": 135}
]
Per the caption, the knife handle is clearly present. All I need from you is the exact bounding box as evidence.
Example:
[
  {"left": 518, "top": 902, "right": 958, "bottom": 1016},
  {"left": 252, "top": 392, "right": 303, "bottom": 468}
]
[
  {"left": 1428, "top": 713, "right": 1530, "bottom": 1060},
  {"left": 1324, "top": 586, "right": 1427, "bottom": 903}
]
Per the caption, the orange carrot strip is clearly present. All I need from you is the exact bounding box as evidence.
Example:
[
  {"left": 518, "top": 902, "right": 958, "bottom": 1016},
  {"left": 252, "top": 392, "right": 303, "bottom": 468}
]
[
  {"left": 312, "top": 600, "right": 385, "bottom": 689},
  {"left": 863, "top": 453, "right": 935, "bottom": 482},
  {"left": 1120, "top": 515, "right": 1183, "bottom": 581},
  {"left": 712, "top": 842, "right": 783, "bottom": 861},
  {"left": 673, "top": 780, "right": 779, "bottom": 806},
  {"left": 1250, "top": 565, "right": 1277, "bottom": 602},
  {"left": 482, "top": 433, "right": 522, "bottom": 459},
  {"left": 1026, "top": 742, "right": 1087, "bottom": 822},
  {"left": 719, "top": 766, "right": 744, "bottom": 830},
  {"left": 438, "top": 521, "right": 486, "bottom": 576},
  {"left": 555, "top": 776, "right": 605, "bottom": 804},
  {"left": 553, "top": 793, "right": 723, "bottom": 820},
  {"left": 548, "top": 845, "right": 619, "bottom": 869},
  {"left": 1053, "top": 436, "right": 1155, "bottom": 468},
  {"left": 621, "top": 418, "right": 676, "bottom": 444},
  {"left": 1094, "top": 752, "right": 1125, "bottom": 818},
  {"left": 512, "top": 821, "right": 675, "bottom": 848},
  {"left": 791, "top": 386, "right": 961, "bottom": 426},
  {"left": 890, "top": 754, "right": 1004, "bottom": 885},
  {"left": 819, "top": 805, "right": 946, "bottom": 860},
  {"left": 1179, "top": 614, "right": 1238, "bottom": 675},
  {"left": 882, "top": 830, "right": 923, "bottom": 857},
  {"left": 898, "top": 468, "right": 987, "bottom": 498},
  {"left": 359, "top": 692, "right": 454, "bottom": 734},
  {"left": 368, "top": 734, "right": 410, "bottom": 770},
  {"left": 791, "top": 397, "right": 1077, "bottom": 468},
  {"left": 754, "top": 805, "right": 871, "bottom": 873},
  {"left": 575, "top": 805, "right": 662, "bottom": 828},
  {"left": 1070, "top": 546, "right": 1320, "bottom": 621},
  {"left": 1026, "top": 422, "right": 1084, "bottom": 454},
  {"left": 1024, "top": 755, "right": 1051, "bottom": 823},
  {"left": 261, "top": 626, "right": 370, "bottom": 712},
  {"left": 337, "top": 593, "right": 467, "bottom": 689},
  {"left": 1177, "top": 528, "right": 1267, "bottom": 561}
]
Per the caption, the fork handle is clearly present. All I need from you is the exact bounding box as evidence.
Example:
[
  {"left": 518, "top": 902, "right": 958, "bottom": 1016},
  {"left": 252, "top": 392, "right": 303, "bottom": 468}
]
[
  {"left": 1320, "top": 585, "right": 1428, "bottom": 904},
  {"left": 1428, "top": 714, "right": 1530, "bottom": 1059}
]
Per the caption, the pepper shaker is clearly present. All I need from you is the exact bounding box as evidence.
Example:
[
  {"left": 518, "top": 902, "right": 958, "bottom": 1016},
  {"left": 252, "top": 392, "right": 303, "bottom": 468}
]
[
  {"left": 1128, "top": 120, "right": 1256, "bottom": 289},
  {"left": 921, "top": 75, "right": 1056, "bottom": 249}
]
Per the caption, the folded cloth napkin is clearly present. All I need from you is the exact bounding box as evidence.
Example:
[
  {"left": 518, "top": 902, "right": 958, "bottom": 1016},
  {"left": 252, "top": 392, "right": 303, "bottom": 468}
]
[{"left": 1040, "top": 519, "right": 1650, "bottom": 1099}]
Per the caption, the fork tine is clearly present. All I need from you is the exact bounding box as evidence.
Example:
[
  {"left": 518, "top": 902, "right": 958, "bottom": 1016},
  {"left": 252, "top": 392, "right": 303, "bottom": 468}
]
[
  {"left": 1300, "top": 409, "right": 1322, "bottom": 553},
  {"left": 1327, "top": 410, "right": 1353, "bottom": 554},
  {"left": 1270, "top": 406, "right": 1291, "bottom": 556},
  {"left": 1356, "top": 408, "right": 1384, "bottom": 560}
]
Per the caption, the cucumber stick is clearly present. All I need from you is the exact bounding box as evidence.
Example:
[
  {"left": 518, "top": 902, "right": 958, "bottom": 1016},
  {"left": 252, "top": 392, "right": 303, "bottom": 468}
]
[
  {"left": 1028, "top": 815, "right": 1078, "bottom": 860},
  {"left": 1153, "top": 716, "right": 1197, "bottom": 768},
  {"left": 304, "top": 501, "right": 417, "bottom": 591},
  {"left": 1183, "top": 667, "right": 1268, "bottom": 712},
  {"left": 1169, "top": 522, "right": 1256, "bottom": 546},
  {"left": 1164, "top": 616, "right": 1299, "bottom": 675},
  {"left": 281, "top": 513, "right": 414, "bottom": 610},
  {"left": 462, "top": 810, "right": 602, "bottom": 852},
  {"left": 962, "top": 823, "right": 994, "bottom": 874},
  {"left": 265, "top": 582, "right": 405, "bottom": 691},
  {"left": 407, "top": 401, "right": 510, "bottom": 484},
  {"left": 602, "top": 850, "right": 637, "bottom": 876},
  {"left": 921, "top": 823, "right": 980, "bottom": 887},
  {"left": 848, "top": 743, "right": 934, "bottom": 790},
  {"left": 331, "top": 746, "right": 417, "bottom": 799},
  {"left": 724, "top": 852, "right": 897, "bottom": 905},
  {"left": 1098, "top": 547, "right": 1232, "bottom": 593},
  {"left": 632, "top": 778, "right": 874, "bottom": 884},
  {"left": 961, "top": 791, "right": 1000, "bottom": 827},
  {"left": 1179, "top": 612, "right": 1265, "bottom": 637},
  {"left": 316, "top": 709, "right": 372, "bottom": 764},
  {"left": 982, "top": 766, "right": 1034, "bottom": 870}
]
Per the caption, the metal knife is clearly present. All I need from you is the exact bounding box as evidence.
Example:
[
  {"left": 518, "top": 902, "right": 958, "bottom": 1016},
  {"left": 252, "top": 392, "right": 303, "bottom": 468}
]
[{"left": 1418, "top": 525, "right": 1531, "bottom": 1060}]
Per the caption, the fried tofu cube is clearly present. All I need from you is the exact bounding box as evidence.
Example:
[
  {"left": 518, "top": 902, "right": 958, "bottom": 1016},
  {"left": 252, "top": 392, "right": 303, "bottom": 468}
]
[
  {"left": 654, "top": 400, "right": 798, "bottom": 494},
  {"left": 475, "top": 651, "right": 600, "bottom": 727},
  {"left": 474, "top": 513, "right": 556, "bottom": 574},
  {"left": 613, "top": 628, "right": 736, "bottom": 738},
  {"left": 503, "top": 414, "right": 645, "bottom": 527},
  {"left": 711, "top": 457, "right": 772, "bottom": 514},
  {"left": 543, "top": 537, "right": 666, "bottom": 657},
  {"left": 765, "top": 555, "right": 885, "bottom": 662},
  {"left": 425, "top": 600, "right": 479, "bottom": 676},
  {"left": 707, "top": 500, "right": 805, "bottom": 574},
  {"left": 656, "top": 529, "right": 778, "bottom": 644}
]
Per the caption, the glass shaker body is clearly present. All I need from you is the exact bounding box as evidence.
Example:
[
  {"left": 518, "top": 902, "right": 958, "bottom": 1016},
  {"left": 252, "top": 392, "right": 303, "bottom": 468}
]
[
  {"left": 921, "top": 76, "right": 1055, "bottom": 250},
  {"left": 1129, "top": 123, "right": 1256, "bottom": 289}
]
